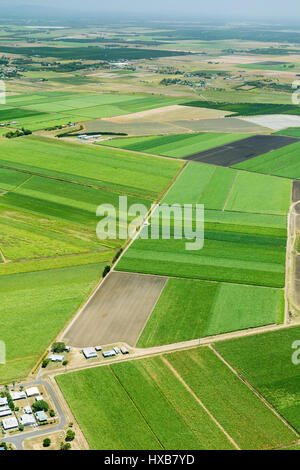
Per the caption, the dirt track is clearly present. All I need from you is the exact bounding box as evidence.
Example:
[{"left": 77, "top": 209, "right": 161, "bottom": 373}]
[{"left": 63, "top": 271, "right": 166, "bottom": 348}]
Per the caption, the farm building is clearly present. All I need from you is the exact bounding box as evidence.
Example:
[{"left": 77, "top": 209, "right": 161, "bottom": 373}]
[
  {"left": 35, "top": 395, "right": 43, "bottom": 402},
  {"left": 121, "top": 346, "right": 129, "bottom": 355},
  {"left": 102, "top": 350, "right": 116, "bottom": 358},
  {"left": 20, "top": 414, "right": 36, "bottom": 426},
  {"left": 23, "top": 406, "right": 32, "bottom": 414},
  {"left": 2, "top": 417, "right": 18, "bottom": 430},
  {"left": 10, "top": 391, "right": 26, "bottom": 401},
  {"left": 25, "top": 387, "right": 39, "bottom": 397},
  {"left": 0, "top": 408, "right": 12, "bottom": 417},
  {"left": 48, "top": 354, "right": 64, "bottom": 362},
  {"left": 0, "top": 397, "right": 8, "bottom": 406},
  {"left": 82, "top": 347, "right": 97, "bottom": 359},
  {"left": 35, "top": 411, "right": 48, "bottom": 423}
]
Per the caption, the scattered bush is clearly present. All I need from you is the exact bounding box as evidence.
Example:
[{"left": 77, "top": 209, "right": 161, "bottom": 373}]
[
  {"left": 52, "top": 342, "right": 66, "bottom": 354},
  {"left": 102, "top": 265, "right": 111, "bottom": 278},
  {"left": 43, "top": 438, "right": 51, "bottom": 448},
  {"left": 42, "top": 358, "right": 50, "bottom": 368},
  {"left": 65, "top": 429, "right": 75, "bottom": 442},
  {"left": 32, "top": 400, "right": 49, "bottom": 412}
]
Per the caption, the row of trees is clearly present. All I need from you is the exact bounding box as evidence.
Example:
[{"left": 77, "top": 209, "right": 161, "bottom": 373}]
[{"left": 5, "top": 128, "right": 32, "bottom": 139}]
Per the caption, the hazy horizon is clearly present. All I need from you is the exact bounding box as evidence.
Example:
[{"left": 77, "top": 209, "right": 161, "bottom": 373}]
[{"left": 1, "top": 0, "right": 300, "bottom": 23}]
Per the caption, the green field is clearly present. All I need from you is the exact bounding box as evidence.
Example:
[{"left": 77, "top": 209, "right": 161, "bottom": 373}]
[
  {"left": 0, "top": 45, "right": 187, "bottom": 60},
  {"left": 167, "top": 348, "right": 298, "bottom": 449},
  {"left": 215, "top": 326, "right": 300, "bottom": 434},
  {"left": 116, "top": 209, "right": 287, "bottom": 287},
  {"left": 234, "top": 141, "right": 300, "bottom": 179},
  {"left": 163, "top": 162, "right": 292, "bottom": 215},
  {"left": 0, "top": 135, "right": 182, "bottom": 199},
  {"left": 0, "top": 168, "right": 29, "bottom": 191},
  {"left": 224, "top": 171, "right": 292, "bottom": 215},
  {"left": 238, "top": 63, "right": 299, "bottom": 72},
  {"left": 0, "top": 263, "right": 105, "bottom": 383},
  {"left": 101, "top": 133, "right": 250, "bottom": 158},
  {"left": 0, "top": 173, "right": 152, "bottom": 259},
  {"left": 137, "top": 278, "right": 284, "bottom": 347},
  {"left": 274, "top": 127, "right": 300, "bottom": 138},
  {"left": 57, "top": 349, "right": 297, "bottom": 450},
  {"left": 0, "top": 92, "right": 185, "bottom": 130},
  {"left": 183, "top": 100, "right": 300, "bottom": 116}
]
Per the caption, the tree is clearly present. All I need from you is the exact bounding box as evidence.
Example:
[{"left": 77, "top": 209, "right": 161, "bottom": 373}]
[
  {"left": 52, "top": 342, "right": 66, "bottom": 353},
  {"left": 42, "top": 358, "right": 50, "bottom": 368},
  {"left": 49, "top": 410, "right": 55, "bottom": 418},
  {"left": 102, "top": 265, "right": 111, "bottom": 278},
  {"left": 43, "top": 438, "right": 51, "bottom": 448},
  {"left": 60, "top": 442, "right": 71, "bottom": 450},
  {"left": 62, "top": 360, "right": 68, "bottom": 367},
  {"left": 32, "top": 400, "right": 49, "bottom": 412},
  {"left": 65, "top": 429, "right": 75, "bottom": 442},
  {"left": 0, "top": 442, "right": 7, "bottom": 450},
  {"left": 18, "top": 425, "right": 24, "bottom": 432}
]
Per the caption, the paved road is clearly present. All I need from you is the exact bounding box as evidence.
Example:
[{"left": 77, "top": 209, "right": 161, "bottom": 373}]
[{"left": 1, "top": 378, "right": 66, "bottom": 450}]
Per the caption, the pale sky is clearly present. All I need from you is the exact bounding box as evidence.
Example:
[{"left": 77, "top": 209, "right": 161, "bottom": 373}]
[{"left": 1, "top": 0, "right": 300, "bottom": 20}]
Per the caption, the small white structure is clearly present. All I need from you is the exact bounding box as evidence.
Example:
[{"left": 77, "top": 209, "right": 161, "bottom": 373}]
[
  {"left": 48, "top": 354, "right": 64, "bottom": 362},
  {"left": 0, "top": 397, "right": 8, "bottom": 406},
  {"left": 25, "top": 387, "right": 39, "bottom": 398},
  {"left": 0, "top": 408, "right": 12, "bottom": 417},
  {"left": 82, "top": 347, "right": 97, "bottom": 359},
  {"left": 23, "top": 406, "right": 32, "bottom": 414},
  {"left": 20, "top": 414, "right": 36, "bottom": 426},
  {"left": 10, "top": 391, "right": 26, "bottom": 401},
  {"left": 2, "top": 417, "right": 18, "bottom": 430},
  {"left": 35, "top": 411, "right": 48, "bottom": 423},
  {"left": 35, "top": 395, "right": 43, "bottom": 402},
  {"left": 95, "top": 346, "right": 102, "bottom": 351}
]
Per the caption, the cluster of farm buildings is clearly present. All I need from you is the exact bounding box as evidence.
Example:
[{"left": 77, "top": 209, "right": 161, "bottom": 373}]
[{"left": 0, "top": 386, "right": 49, "bottom": 433}]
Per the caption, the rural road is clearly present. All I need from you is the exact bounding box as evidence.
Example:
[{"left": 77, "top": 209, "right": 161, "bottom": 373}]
[{"left": 1, "top": 378, "right": 66, "bottom": 450}]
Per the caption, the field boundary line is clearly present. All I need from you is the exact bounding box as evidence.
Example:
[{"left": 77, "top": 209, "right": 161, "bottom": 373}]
[
  {"left": 196, "top": 166, "right": 217, "bottom": 204},
  {"left": 108, "top": 366, "right": 165, "bottom": 450},
  {"left": 222, "top": 170, "right": 239, "bottom": 211},
  {"left": 134, "top": 277, "right": 168, "bottom": 347},
  {"left": 161, "top": 356, "right": 240, "bottom": 450},
  {"left": 0, "top": 163, "right": 156, "bottom": 200},
  {"left": 116, "top": 269, "right": 284, "bottom": 290},
  {"left": 209, "top": 344, "right": 300, "bottom": 438},
  {"left": 12, "top": 174, "right": 33, "bottom": 193}
]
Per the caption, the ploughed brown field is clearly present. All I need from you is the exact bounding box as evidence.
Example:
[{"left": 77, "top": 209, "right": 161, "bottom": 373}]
[
  {"left": 64, "top": 271, "right": 167, "bottom": 348},
  {"left": 184, "top": 134, "right": 299, "bottom": 166}
]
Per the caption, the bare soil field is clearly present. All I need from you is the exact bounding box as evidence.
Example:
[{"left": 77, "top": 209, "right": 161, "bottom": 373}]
[
  {"left": 84, "top": 117, "right": 267, "bottom": 136},
  {"left": 218, "top": 55, "right": 282, "bottom": 64},
  {"left": 174, "top": 117, "right": 269, "bottom": 133},
  {"left": 103, "top": 105, "right": 231, "bottom": 123},
  {"left": 184, "top": 134, "right": 299, "bottom": 166},
  {"left": 241, "top": 115, "right": 300, "bottom": 131},
  {"left": 63, "top": 272, "right": 167, "bottom": 348},
  {"left": 83, "top": 119, "right": 189, "bottom": 136}
]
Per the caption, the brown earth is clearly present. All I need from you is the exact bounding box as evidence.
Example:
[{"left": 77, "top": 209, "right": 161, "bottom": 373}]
[{"left": 63, "top": 271, "right": 166, "bottom": 348}]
